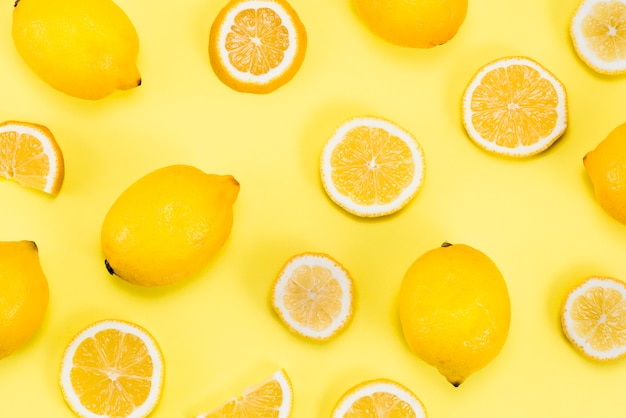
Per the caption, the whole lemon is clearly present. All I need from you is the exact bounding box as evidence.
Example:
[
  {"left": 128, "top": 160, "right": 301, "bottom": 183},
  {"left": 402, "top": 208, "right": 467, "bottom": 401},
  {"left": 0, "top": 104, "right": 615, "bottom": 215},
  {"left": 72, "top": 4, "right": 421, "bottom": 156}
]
[
  {"left": 584, "top": 122, "right": 626, "bottom": 225},
  {"left": 398, "top": 242, "right": 510, "bottom": 386},
  {"left": 354, "top": 0, "right": 468, "bottom": 48},
  {"left": 101, "top": 165, "right": 240, "bottom": 287},
  {"left": 0, "top": 240, "right": 49, "bottom": 360},
  {"left": 12, "top": 0, "right": 141, "bottom": 100}
]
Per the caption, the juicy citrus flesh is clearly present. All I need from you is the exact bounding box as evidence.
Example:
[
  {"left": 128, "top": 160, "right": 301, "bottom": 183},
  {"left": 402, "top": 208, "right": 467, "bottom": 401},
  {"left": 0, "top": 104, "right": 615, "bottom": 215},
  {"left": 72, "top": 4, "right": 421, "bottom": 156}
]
[
  {"left": 0, "top": 240, "right": 49, "bottom": 360},
  {"left": 59, "top": 319, "right": 164, "bottom": 418},
  {"left": 354, "top": 0, "right": 467, "bottom": 48},
  {"left": 462, "top": 56, "right": 568, "bottom": 157},
  {"left": 583, "top": 122, "right": 626, "bottom": 224},
  {"left": 209, "top": 0, "right": 307, "bottom": 93},
  {"left": 195, "top": 369, "right": 293, "bottom": 418},
  {"left": 570, "top": 0, "right": 626, "bottom": 74},
  {"left": 101, "top": 165, "right": 240, "bottom": 286},
  {"left": 320, "top": 116, "right": 425, "bottom": 217},
  {"left": 12, "top": 0, "right": 141, "bottom": 99},
  {"left": 0, "top": 120, "right": 64, "bottom": 195},
  {"left": 398, "top": 243, "right": 511, "bottom": 386},
  {"left": 561, "top": 277, "right": 626, "bottom": 361},
  {"left": 331, "top": 379, "right": 427, "bottom": 418},
  {"left": 272, "top": 252, "right": 355, "bottom": 341}
]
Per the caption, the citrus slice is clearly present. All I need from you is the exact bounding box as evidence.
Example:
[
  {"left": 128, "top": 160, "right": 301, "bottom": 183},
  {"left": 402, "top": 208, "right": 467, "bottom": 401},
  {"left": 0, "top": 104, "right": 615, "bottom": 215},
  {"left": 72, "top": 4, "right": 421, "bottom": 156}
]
[
  {"left": 570, "top": 0, "right": 626, "bottom": 74},
  {"left": 0, "top": 120, "right": 64, "bottom": 195},
  {"left": 461, "top": 56, "right": 568, "bottom": 158},
  {"left": 561, "top": 276, "right": 626, "bottom": 361},
  {"left": 208, "top": 0, "right": 307, "bottom": 93},
  {"left": 271, "top": 252, "right": 355, "bottom": 341},
  {"left": 195, "top": 369, "right": 293, "bottom": 418},
  {"left": 59, "top": 319, "right": 165, "bottom": 418},
  {"left": 331, "top": 378, "right": 427, "bottom": 418},
  {"left": 320, "top": 116, "right": 425, "bottom": 217}
]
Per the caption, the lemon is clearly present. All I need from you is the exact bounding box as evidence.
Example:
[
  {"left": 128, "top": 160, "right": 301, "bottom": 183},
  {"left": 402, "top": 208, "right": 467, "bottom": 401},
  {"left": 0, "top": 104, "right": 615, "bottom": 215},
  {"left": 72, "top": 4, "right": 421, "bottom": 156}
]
[
  {"left": 398, "top": 242, "right": 511, "bottom": 386},
  {"left": 584, "top": 122, "right": 626, "bottom": 225},
  {"left": 101, "top": 165, "right": 240, "bottom": 287},
  {"left": 12, "top": 0, "right": 141, "bottom": 100},
  {"left": 0, "top": 240, "right": 49, "bottom": 360},
  {"left": 354, "top": 0, "right": 468, "bottom": 48}
]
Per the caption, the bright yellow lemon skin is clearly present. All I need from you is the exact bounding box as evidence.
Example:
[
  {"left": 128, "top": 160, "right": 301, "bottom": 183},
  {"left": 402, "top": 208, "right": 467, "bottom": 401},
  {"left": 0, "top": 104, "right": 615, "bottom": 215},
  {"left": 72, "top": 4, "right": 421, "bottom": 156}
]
[
  {"left": 399, "top": 242, "right": 511, "bottom": 386},
  {"left": 0, "top": 240, "right": 49, "bottom": 360},
  {"left": 12, "top": 0, "right": 141, "bottom": 100},
  {"left": 354, "top": 0, "right": 468, "bottom": 48},
  {"left": 584, "top": 122, "right": 626, "bottom": 225},
  {"left": 101, "top": 165, "right": 240, "bottom": 287}
]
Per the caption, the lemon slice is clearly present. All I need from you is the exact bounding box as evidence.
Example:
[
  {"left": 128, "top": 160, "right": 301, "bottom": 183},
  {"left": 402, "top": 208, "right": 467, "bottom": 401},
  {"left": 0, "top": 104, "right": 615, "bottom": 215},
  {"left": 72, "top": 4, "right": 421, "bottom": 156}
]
[
  {"left": 271, "top": 252, "right": 355, "bottom": 341},
  {"left": 196, "top": 369, "right": 293, "bottom": 417},
  {"left": 561, "top": 276, "right": 626, "bottom": 361},
  {"left": 59, "top": 319, "right": 164, "bottom": 418},
  {"left": 461, "top": 56, "right": 568, "bottom": 157},
  {"left": 320, "top": 116, "right": 425, "bottom": 217},
  {"left": 0, "top": 120, "right": 64, "bottom": 195},
  {"left": 331, "top": 378, "right": 427, "bottom": 417},
  {"left": 208, "top": 0, "right": 307, "bottom": 93},
  {"left": 570, "top": 0, "right": 626, "bottom": 74}
]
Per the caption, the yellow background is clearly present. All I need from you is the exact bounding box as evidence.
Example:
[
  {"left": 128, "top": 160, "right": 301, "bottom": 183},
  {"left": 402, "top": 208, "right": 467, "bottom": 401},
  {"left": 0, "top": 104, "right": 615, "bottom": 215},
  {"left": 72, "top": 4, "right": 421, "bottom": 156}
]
[{"left": 2, "top": 0, "right": 626, "bottom": 416}]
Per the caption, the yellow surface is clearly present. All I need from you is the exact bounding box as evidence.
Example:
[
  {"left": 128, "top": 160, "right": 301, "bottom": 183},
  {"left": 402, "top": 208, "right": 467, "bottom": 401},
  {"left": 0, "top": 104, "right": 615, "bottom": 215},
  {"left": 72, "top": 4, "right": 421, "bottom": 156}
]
[{"left": 1, "top": 0, "right": 626, "bottom": 416}]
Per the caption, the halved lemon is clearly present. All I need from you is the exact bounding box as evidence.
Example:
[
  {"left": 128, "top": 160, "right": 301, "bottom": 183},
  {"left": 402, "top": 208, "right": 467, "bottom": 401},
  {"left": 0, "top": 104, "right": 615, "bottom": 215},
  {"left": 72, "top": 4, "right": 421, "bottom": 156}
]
[
  {"left": 195, "top": 369, "right": 293, "bottom": 417},
  {"left": 271, "top": 252, "right": 355, "bottom": 341},
  {"left": 570, "top": 0, "right": 626, "bottom": 74},
  {"left": 208, "top": 0, "right": 307, "bottom": 93},
  {"left": 59, "top": 319, "right": 164, "bottom": 418},
  {"left": 561, "top": 276, "right": 626, "bottom": 361},
  {"left": 331, "top": 378, "right": 427, "bottom": 417},
  {"left": 461, "top": 56, "right": 568, "bottom": 157},
  {"left": 0, "top": 120, "right": 64, "bottom": 195},
  {"left": 320, "top": 116, "right": 425, "bottom": 217}
]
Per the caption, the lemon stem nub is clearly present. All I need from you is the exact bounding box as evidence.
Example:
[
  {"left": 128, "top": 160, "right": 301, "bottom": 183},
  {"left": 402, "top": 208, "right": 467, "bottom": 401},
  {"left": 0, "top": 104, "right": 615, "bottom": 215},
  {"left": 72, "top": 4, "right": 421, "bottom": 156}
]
[
  {"left": 104, "top": 259, "right": 115, "bottom": 275},
  {"left": 441, "top": 241, "right": 453, "bottom": 247}
]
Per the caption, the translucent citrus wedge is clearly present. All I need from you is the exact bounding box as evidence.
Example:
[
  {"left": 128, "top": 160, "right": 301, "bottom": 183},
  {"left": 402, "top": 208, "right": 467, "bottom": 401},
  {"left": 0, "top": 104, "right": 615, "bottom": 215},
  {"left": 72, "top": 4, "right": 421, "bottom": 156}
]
[
  {"left": 271, "top": 252, "right": 355, "bottom": 341},
  {"left": 0, "top": 120, "right": 64, "bottom": 195},
  {"left": 461, "top": 56, "right": 568, "bottom": 158},
  {"left": 331, "top": 378, "right": 427, "bottom": 418},
  {"left": 208, "top": 0, "right": 307, "bottom": 93},
  {"left": 320, "top": 116, "right": 425, "bottom": 217},
  {"left": 570, "top": 0, "right": 626, "bottom": 74},
  {"left": 561, "top": 276, "right": 626, "bottom": 361},
  {"left": 195, "top": 369, "right": 293, "bottom": 418},
  {"left": 59, "top": 319, "right": 165, "bottom": 418}
]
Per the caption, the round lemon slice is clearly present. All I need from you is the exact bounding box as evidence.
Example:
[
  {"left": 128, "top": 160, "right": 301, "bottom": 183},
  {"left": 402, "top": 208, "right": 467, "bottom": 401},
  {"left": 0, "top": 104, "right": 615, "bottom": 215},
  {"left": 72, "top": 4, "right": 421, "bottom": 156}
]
[
  {"left": 208, "top": 0, "right": 307, "bottom": 93},
  {"left": 331, "top": 378, "right": 427, "bottom": 418},
  {"left": 570, "top": 0, "right": 626, "bottom": 74},
  {"left": 561, "top": 276, "right": 626, "bottom": 361},
  {"left": 461, "top": 56, "right": 567, "bottom": 157},
  {"left": 271, "top": 252, "right": 355, "bottom": 341},
  {"left": 320, "top": 116, "right": 425, "bottom": 217},
  {"left": 59, "top": 319, "right": 164, "bottom": 418}
]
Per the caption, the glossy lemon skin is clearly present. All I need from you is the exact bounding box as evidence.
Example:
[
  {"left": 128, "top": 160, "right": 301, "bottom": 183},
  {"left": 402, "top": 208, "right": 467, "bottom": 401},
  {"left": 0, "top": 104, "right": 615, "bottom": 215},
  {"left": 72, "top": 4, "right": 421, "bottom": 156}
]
[
  {"left": 355, "top": 0, "right": 468, "bottom": 48},
  {"left": 398, "top": 243, "right": 511, "bottom": 386},
  {"left": 584, "top": 123, "right": 626, "bottom": 225},
  {"left": 12, "top": 0, "right": 141, "bottom": 100},
  {"left": 101, "top": 165, "right": 240, "bottom": 287},
  {"left": 0, "top": 240, "right": 49, "bottom": 360}
]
